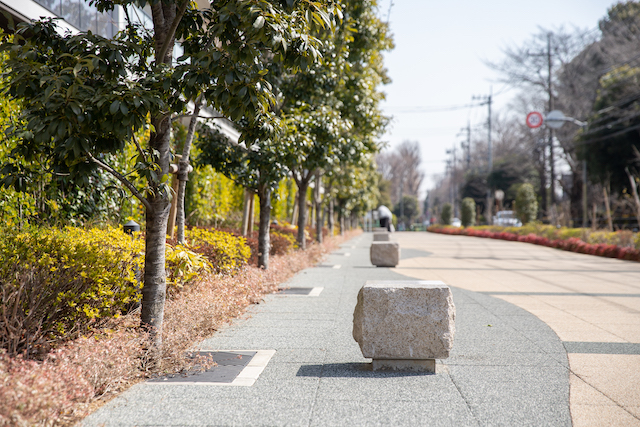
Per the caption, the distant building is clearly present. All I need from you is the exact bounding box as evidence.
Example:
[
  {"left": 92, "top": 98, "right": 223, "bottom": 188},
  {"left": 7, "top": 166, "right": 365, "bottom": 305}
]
[
  {"left": 0, "top": 0, "right": 119, "bottom": 36},
  {"left": 0, "top": 0, "right": 240, "bottom": 141}
]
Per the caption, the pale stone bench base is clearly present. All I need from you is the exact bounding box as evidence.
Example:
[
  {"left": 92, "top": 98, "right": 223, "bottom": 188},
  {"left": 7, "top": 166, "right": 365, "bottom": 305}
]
[
  {"left": 353, "top": 281, "right": 455, "bottom": 373},
  {"left": 373, "top": 232, "right": 390, "bottom": 242},
  {"left": 370, "top": 242, "right": 400, "bottom": 267},
  {"left": 372, "top": 358, "right": 435, "bottom": 373}
]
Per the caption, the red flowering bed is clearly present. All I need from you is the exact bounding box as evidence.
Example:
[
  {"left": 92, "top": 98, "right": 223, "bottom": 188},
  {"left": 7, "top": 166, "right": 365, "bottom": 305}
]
[{"left": 428, "top": 226, "right": 640, "bottom": 262}]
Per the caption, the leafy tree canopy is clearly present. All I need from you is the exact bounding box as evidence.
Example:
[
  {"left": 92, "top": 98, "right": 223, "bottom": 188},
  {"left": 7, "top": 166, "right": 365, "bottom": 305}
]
[{"left": 578, "top": 64, "right": 640, "bottom": 193}]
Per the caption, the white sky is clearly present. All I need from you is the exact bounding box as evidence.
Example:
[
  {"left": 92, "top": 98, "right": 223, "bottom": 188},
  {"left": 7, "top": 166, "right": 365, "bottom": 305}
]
[{"left": 375, "top": 0, "right": 622, "bottom": 196}]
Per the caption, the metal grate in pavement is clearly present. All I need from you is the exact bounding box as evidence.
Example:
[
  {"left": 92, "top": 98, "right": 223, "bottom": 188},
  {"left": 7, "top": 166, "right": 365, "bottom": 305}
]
[{"left": 147, "top": 350, "right": 275, "bottom": 386}]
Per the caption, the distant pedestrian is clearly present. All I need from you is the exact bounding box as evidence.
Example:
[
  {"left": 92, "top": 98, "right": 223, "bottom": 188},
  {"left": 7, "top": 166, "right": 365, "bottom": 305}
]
[{"left": 378, "top": 205, "right": 392, "bottom": 231}]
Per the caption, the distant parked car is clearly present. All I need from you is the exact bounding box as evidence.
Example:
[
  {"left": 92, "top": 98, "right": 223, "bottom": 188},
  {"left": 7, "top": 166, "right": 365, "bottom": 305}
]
[
  {"left": 451, "top": 217, "right": 462, "bottom": 227},
  {"left": 493, "top": 210, "right": 522, "bottom": 227}
]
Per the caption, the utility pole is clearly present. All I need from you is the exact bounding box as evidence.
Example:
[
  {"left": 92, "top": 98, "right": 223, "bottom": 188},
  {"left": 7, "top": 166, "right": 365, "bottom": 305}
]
[
  {"left": 582, "top": 160, "right": 588, "bottom": 228},
  {"left": 445, "top": 159, "right": 453, "bottom": 208},
  {"left": 446, "top": 146, "right": 458, "bottom": 217},
  {"left": 458, "top": 121, "right": 471, "bottom": 169},
  {"left": 466, "top": 121, "right": 471, "bottom": 168},
  {"left": 488, "top": 89, "right": 492, "bottom": 172},
  {"left": 547, "top": 33, "right": 556, "bottom": 213},
  {"left": 473, "top": 89, "right": 493, "bottom": 223},
  {"left": 399, "top": 170, "right": 406, "bottom": 229},
  {"left": 526, "top": 34, "right": 560, "bottom": 221}
]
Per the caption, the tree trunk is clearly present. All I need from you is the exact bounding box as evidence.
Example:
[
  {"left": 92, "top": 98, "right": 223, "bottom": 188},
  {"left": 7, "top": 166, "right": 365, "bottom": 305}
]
[
  {"left": 167, "top": 174, "right": 179, "bottom": 239},
  {"left": 569, "top": 169, "right": 583, "bottom": 227},
  {"left": 314, "top": 171, "right": 323, "bottom": 243},
  {"left": 249, "top": 194, "right": 255, "bottom": 233},
  {"left": 328, "top": 198, "right": 334, "bottom": 236},
  {"left": 257, "top": 183, "right": 271, "bottom": 269},
  {"left": 625, "top": 168, "right": 640, "bottom": 229},
  {"left": 141, "top": 0, "right": 184, "bottom": 350},
  {"left": 296, "top": 176, "right": 311, "bottom": 250},
  {"left": 176, "top": 101, "right": 201, "bottom": 244},
  {"left": 290, "top": 192, "right": 298, "bottom": 225},
  {"left": 141, "top": 106, "right": 172, "bottom": 347},
  {"left": 241, "top": 188, "right": 252, "bottom": 236},
  {"left": 141, "top": 199, "right": 170, "bottom": 347},
  {"left": 539, "top": 150, "right": 547, "bottom": 220},
  {"left": 603, "top": 186, "right": 613, "bottom": 231}
]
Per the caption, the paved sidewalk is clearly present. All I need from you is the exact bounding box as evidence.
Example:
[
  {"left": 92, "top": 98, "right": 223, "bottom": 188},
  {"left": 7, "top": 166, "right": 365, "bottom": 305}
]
[
  {"left": 396, "top": 231, "right": 640, "bottom": 426},
  {"left": 82, "top": 232, "right": 572, "bottom": 426}
]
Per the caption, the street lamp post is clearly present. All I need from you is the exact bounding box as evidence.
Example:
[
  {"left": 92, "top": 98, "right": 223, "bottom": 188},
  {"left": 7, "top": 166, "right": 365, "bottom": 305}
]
[{"left": 545, "top": 110, "right": 588, "bottom": 227}]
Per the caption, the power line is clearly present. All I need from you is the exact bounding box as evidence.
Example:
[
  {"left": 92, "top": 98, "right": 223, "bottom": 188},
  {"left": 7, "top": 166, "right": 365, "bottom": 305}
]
[
  {"left": 576, "top": 122, "right": 640, "bottom": 146},
  {"left": 384, "top": 102, "right": 486, "bottom": 114}
]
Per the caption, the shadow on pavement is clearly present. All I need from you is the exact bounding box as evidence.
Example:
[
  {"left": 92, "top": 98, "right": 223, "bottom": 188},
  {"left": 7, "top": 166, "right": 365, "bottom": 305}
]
[{"left": 296, "top": 363, "right": 436, "bottom": 378}]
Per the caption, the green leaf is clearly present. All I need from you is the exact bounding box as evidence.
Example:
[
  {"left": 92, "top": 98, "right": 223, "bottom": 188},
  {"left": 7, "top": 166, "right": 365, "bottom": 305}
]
[
  {"left": 109, "top": 100, "right": 120, "bottom": 115},
  {"left": 69, "top": 102, "right": 81, "bottom": 116}
]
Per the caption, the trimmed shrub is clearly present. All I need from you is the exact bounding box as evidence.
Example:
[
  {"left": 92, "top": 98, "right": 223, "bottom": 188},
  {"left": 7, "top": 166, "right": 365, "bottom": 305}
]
[
  {"left": 270, "top": 231, "right": 296, "bottom": 256},
  {"left": 165, "top": 244, "right": 211, "bottom": 289},
  {"left": 271, "top": 224, "right": 300, "bottom": 247},
  {"left": 185, "top": 227, "right": 250, "bottom": 275},
  {"left": 515, "top": 183, "right": 538, "bottom": 224},
  {"left": 427, "top": 224, "right": 640, "bottom": 262},
  {"left": 440, "top": 203, "right": 453, "bottom": 225},
  {"left": 0, "top": 226, "right": 144, "bottom": 356},
  {"left": 460, "top": 198, "right": 476, "bottom": 227}
]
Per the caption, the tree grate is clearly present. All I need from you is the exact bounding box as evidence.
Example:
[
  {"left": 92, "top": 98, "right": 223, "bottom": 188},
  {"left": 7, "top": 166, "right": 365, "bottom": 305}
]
[{"left": 148, "top": 351, "right": 262, "bottom": 385}]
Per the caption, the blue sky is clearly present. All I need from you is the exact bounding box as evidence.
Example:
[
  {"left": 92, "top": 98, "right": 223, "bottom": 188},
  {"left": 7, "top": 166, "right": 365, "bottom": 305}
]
[{"left": 375, "top": 0, "right": 622, "bottom": 194}]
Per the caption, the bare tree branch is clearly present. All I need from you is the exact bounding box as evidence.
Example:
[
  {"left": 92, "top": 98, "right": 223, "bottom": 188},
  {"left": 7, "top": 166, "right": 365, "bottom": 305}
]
[
  {"left": 85, "top": 151, "right": 152, "bottom": 211},
  {"left": 171, "top": 114, "right": 227, "bottom": 122},
  {"left": 132, "top": 133, "right": 147, "bottom": 164}
]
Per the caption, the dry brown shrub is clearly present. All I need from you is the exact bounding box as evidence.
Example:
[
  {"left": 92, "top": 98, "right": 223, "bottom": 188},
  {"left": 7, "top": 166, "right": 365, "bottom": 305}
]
[
  {"left": 0, "top": 350, "right": 92, "bottom": 427},
  {"left": 0, "top": 316, "right": 149, "bottom": 426},
  {"left": 0, "top": 230, "right": 361, "bottom": 426}
]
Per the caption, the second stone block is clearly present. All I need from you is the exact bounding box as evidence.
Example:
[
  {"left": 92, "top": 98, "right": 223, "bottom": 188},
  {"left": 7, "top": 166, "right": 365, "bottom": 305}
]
[{"left": 370, "top": 241, "right": 400, "bottom": 267}]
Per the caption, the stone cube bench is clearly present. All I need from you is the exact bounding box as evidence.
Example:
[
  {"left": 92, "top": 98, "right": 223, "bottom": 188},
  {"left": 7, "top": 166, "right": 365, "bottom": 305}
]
[
  {"left": 373, "top": 232, "right": 390, "bottom": 242},
  {"left": 370, "top": 242, "right": 400, "bottom": 267},
  {"left": 372, "top": 227, "right": 388, "bottom": 233},
  {"left": 352, "top": 280, "right": 456, "bottom": 373}
]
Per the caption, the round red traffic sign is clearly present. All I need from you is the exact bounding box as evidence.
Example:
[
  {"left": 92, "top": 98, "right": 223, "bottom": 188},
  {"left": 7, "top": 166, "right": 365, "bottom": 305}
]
[{"left": 526, "top": 112, "right": 543, "bottom": 128}]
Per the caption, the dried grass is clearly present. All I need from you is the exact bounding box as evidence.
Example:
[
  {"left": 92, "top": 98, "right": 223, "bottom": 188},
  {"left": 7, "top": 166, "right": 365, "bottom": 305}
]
[{"left": 0, "top": 230, "right": 360, "bottom": 426}]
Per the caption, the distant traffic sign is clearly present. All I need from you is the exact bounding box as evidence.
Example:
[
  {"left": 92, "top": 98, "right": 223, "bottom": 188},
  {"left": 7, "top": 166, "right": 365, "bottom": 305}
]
[{"left": 526, "top": 112, "right": 543, "bottom": 128}]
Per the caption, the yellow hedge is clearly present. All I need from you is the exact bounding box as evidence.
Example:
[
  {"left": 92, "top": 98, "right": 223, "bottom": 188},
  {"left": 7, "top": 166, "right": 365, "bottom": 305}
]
[
  {"left": 0, "top": 225, "right": 145, "bottom": 354},
  {"left": 185, "top": 227, "right": 250, "bottom": 274}
]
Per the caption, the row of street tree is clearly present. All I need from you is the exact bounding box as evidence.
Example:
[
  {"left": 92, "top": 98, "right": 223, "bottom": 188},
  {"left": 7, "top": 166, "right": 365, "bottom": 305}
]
[
  {"left": 0, "top": 0, "right": 392, "bottom": 348},
  {"left": 430, "top": 1, "right": 640, "bottom": 229}
]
